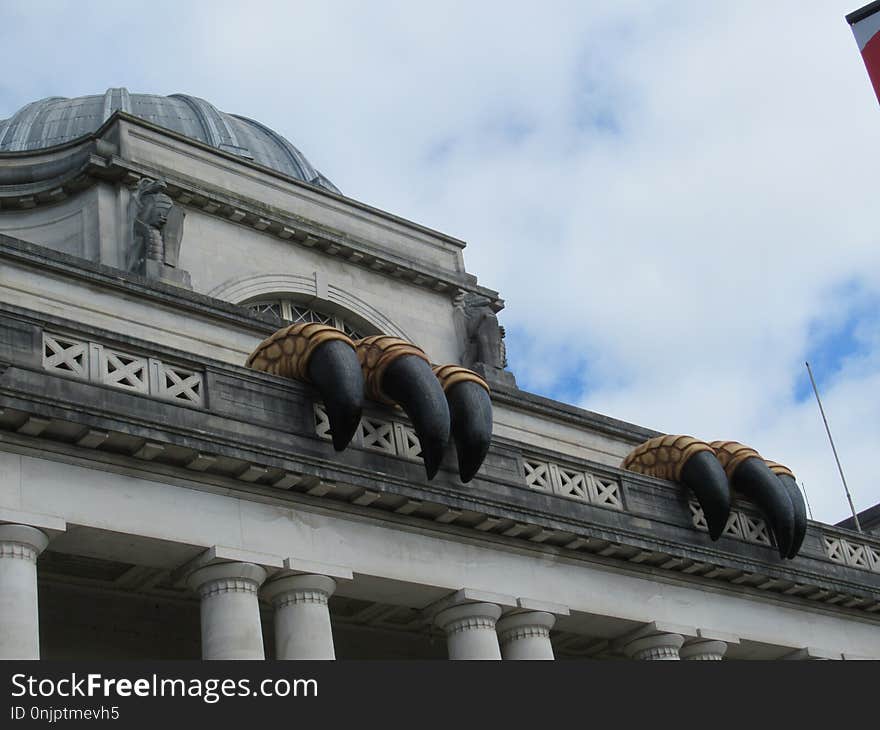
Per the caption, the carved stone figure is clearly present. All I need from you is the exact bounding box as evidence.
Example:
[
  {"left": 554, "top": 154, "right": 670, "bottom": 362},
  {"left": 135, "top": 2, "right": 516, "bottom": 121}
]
[
  {"left": 127, "top": 178, "right": 189, "bottom": 286},
  {"left": 455, "top": 292, "right": 507, "bottom": 370}
]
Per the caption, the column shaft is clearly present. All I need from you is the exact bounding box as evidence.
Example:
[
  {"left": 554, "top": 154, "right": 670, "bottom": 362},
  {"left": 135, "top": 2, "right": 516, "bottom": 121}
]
[
  {"left": 0, "top": 525, "right": 49, "bottom": 660},
  {"left": 187, "top": 562, "right": 267, "bottom": 660},
  {"left": 263, "top": 574, "right": 337, "bottom": 660}
]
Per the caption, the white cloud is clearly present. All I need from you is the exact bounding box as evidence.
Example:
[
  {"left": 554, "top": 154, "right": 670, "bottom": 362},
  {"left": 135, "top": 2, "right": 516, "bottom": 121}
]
[{"left": 1, "top": 0, "right": 878, "bottom": 524}]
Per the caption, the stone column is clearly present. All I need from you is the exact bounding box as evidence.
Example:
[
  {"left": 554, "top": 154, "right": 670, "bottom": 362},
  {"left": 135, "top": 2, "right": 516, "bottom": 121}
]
[
  {"left": 623, "top": 631, "right": 684, "bottom": 661},
  {"left": 0, "top": 524, "right": 49, "bottom": 659},
  {"left": 497, "top": 611, "right": 556, "bottom": 660},
  {"left": 187, "top": 562, "right": 267, "bottom": 660},
  {"left": 435, "top": 602, "right": 502, "bottom": 660},
  {"left": 680, "top": 639, "right": 728, "bottom": 661},
  {"left": 263, "top": 574, "right": 337, "bottom": 660}
]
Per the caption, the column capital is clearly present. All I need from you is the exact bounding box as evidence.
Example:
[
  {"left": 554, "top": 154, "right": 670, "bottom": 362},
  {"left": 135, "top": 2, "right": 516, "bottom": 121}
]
[
  {"left": 262, "top": 574, "right": 337, "bottom": 607},
  {"left": 435, "top": 602, "right": 502, "bottom": 634},
  {"left": 623, "top": 632, "right": 684, "bottom": 660},
  {"left": 434, "top": 601, "right": 503, "bottom": 660},
  {"left": 186, "top": 561, "right": 267, "bottom": 598},
  {"left": 496, "top": 611, "right": 555, "bottom": 646},
  {"left": 0, "top": 524, "right": 50, "bottom": 562},
  {"left": 680, "top": 639, "right": 728, "bottom": 661}
]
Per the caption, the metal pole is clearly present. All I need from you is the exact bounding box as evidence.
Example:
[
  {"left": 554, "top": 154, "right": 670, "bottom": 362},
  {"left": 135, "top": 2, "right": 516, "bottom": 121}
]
[
  {"left": 805, "top": 362, "right": 861, "bottom": 532},
  {"left": 799, "top": 481, "right": 814, "bottom": 522}
]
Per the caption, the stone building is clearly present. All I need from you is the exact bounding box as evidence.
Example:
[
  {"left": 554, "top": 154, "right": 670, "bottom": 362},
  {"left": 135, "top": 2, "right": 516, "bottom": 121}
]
[{"left": 0, "top": 89, "right": 878, "bottom": 660}]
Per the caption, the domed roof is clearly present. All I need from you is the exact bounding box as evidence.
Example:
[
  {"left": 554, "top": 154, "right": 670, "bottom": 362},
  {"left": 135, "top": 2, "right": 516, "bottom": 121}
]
[{"left": 0, "top": 88, "right": 339, "bottom": 193}]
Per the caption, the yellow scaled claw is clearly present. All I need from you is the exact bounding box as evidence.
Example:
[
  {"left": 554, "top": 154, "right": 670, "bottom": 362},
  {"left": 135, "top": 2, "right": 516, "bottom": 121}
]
[{"left": 623, "top": 435, "right": 730, "bottom": 540}]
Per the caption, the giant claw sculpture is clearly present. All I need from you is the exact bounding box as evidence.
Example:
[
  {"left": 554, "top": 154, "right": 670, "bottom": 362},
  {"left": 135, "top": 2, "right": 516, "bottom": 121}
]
[
  {"left": 433, "top": 365, "right": 493, "bottom": 483},
  {"left": 622, "top": 435, "right": 808, "bottom": 559},
  {"left": 709, "top": 442, "right": 796, "bottom": 559},
  {"left": 765, "top": 460, "right": 808, "bottom": 559},
  {"left": 247, "top": 326, "right": 495, "bottom": 483},
  {"left": 622, "top": 435, "right": 731, "bottom": 541},
  {"left": 246, "top": 323, "right": 364, "bottom": 451},
  {"left": 355, "top": 335, "right": 451, "bottom": 480}
]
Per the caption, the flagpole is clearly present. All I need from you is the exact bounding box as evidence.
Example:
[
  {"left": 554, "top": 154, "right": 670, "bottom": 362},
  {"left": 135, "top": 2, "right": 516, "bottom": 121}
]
[
  {"left": 805, "top": 362, "right": 861, "bottom": 532},
  {"left": 799, "top": 481, "right": 814, "bottom": 522}
]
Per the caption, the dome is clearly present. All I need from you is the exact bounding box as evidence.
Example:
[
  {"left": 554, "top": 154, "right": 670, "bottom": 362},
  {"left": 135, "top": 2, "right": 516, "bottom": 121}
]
[{"left": 0, "top": 88, "right": 339, "bottom": 193}]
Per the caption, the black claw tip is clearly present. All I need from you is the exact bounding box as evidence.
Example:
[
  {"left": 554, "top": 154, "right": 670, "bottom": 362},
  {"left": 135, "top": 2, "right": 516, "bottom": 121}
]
[
  {"left": 680, "top": 450, "right": 731, "bottom": 540},
  {"left": 776, "top": 473, "right": 807, "bottom": 559},
  {"left": 731, "top": 458, "right": 796, "bottom": 559},
  {"left": 307, "top": 340, "right": 364, "bottom": 451},
  {"left": 446, "top": 381, "right": 493, "bottom": 483},
  {"left": 382, "top": 355, "right": 451, "bottom": 479}
]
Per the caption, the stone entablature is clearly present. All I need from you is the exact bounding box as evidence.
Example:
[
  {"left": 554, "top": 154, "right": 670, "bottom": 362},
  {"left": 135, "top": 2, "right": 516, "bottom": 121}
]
[{"left": 2, "top": 305, "right": 880, "bottom": 617}]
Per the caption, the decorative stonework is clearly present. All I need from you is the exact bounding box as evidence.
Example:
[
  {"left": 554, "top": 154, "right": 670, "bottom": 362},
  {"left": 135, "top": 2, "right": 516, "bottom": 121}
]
[
  {"left": 632, "top": 645, "right": 680, "bottom": 660},
  {"left": 690, "top": 502, "right": 771, "bottom": 546},
  {"left": 42, "top": 333, "right": 87, "bottom": 378},
  {"left": 523, "top": 457, "right": 623, "bottom": 510},
  {"left": 42, "top": 332, "right": 205, "bottom": 407},
  {"left": 823, "top": 534, "right": 880, "bottom": 573},
  {"left": 274, "top": 590, "right": 330, "bottom": 608},
  {"left": 455, "top": 292, "right": 506, "bottom": 370},
  {"left": 498, "top": 624, "right": 551, "bottom": 645},
  {"left": 98, "top": 347, "right": 148, "bottom": 393},
  {"left": 155, "top": 363, "right": 203, "bottom": 404},
  {"left": 314, "top": 403, "right": 421, "bottom": 461},
  {"left": 434, "top": 602, "right": 502, "bottom": 633},
  {"left": 0, "top": 542, "right": 40, "bottom": 563},
  {"left": 244, "top": 299, "right": 367, "bottom": 340},
  {"left": 198, "top": 577, "right": 261, "bottom": 599},
  {"left": 442, "top": 616, "right": 499, "bottom": 635},
  {"left": 622, "top": 632, "right": 684, "bottom": 661},
  {"left": 127, "top": 177, "right": 190, "bottom": 287}
]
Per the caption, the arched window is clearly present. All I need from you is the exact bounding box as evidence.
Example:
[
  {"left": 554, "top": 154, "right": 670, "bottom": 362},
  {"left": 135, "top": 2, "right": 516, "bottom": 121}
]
[{"left": 244, "top": 297, "right": 374, "bottom": 341}]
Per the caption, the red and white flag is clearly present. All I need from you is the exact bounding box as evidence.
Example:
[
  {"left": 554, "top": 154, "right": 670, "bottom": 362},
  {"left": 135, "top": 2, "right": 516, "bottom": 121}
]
[{"left": 848, "top": 1, "right": 880, "bottom": 103}]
